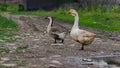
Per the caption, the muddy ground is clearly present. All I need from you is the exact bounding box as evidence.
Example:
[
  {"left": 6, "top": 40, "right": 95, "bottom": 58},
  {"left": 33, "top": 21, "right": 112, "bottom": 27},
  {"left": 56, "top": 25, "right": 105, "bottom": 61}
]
[{"left": 0, "top": 13, "right": 120, "bottom": 68}]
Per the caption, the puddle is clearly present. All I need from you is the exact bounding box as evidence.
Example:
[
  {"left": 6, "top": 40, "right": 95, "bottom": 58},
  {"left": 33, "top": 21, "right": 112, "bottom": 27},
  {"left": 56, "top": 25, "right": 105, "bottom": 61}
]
[
  {"left": 90, "top": 54, "right": 120, "bottom": 67},
  {"left": 48, "top": 53, "right": 120, "bottom": 68},
  {"left": 92, "top": 57, "right": 120, "bottom": 68}
]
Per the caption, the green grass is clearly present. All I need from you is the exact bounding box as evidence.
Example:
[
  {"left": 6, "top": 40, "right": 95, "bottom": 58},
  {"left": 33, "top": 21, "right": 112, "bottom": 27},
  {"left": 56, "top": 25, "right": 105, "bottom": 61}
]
[
  {"left": 0, "top": 3, "right": 120, "bottom": 31},
  {"left": 0, "top": 15, "right": 18, "bottom": 29},
  {"left": 12, "top": 8, "right": 120, "bottom": 31},
  {"left": 0, "top": 14, "right": 19, "bottom": 43},
  {"left": 0, "top": 3, "right": 19, "bottom": 12},
  {"left": 0, "top": 65, "right": 15, "bottom": 68},
  {"left": 0, "top": 11, "right": 19, "bottom": 54},
  {"left": 6, "top": 4, "right": 19, "bottom": 12},
  {"left": 78, "top": 11, "right": 120, "bottom": 31},
  {"left": 0, "top": 45, "right": 9, "bottom": 53},
  {"left": 0, "top": 31, "right": 20, "bottom": 43}
]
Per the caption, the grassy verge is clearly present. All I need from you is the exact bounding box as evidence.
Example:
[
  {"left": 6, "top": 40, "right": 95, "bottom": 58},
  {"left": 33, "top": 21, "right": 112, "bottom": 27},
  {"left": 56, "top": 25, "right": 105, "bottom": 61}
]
[
  {"left": 0, "top": 3, "right": 19, "bottom": 12},
  {"left": 0, "top": 15, "right": 18, "bottom": 29},
  {"left": 12, "top": 8, "right": 120, "bottom": 31},
  {"left": 0, "top": 14, "right": 18, "bottom": 42},
  {"left": 0, "top": 14, "right": 19, "bottom": 54},
  {"left": 0, "top": 65, "right": 15, "bottom": 68},
  {"left": 0, "top": 45, "right": 9, "bottom": 53}
]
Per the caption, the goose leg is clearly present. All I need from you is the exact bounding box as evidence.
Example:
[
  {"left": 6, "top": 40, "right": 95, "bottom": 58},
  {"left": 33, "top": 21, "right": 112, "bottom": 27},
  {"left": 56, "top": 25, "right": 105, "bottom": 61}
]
[
  {"left": 61, "top": 39, "right": 64, "bottom": 43},
  {"left": 80, "top": 44, "right": 84, "bottom": 50},
  {"left": 54, "top": 39, "right": 57, "bottom": 43}
]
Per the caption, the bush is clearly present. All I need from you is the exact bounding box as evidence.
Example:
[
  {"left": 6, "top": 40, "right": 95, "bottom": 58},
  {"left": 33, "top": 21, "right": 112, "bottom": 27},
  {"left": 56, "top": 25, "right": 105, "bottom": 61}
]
[
  {"left": 6, "top": 4, "right": 19, "bottom": 12},
  {"left": 0, "top": 15, "right": 18, "bottom": 30},
  {"left": 0, "top": 3, "right": 19, "bottom": 12},
  {"left": 18, "top": 4, "right": 24, "bottom": 11},
  {"left": 0, "top": 3, "right": 7, "bottom": 11}
]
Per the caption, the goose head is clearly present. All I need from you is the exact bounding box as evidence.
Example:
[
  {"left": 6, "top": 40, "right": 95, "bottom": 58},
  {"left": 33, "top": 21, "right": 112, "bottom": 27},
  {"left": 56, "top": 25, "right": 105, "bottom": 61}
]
[
  {"left": 68, "top": 9, "right": 78, "bottom": 16},
  {"left": 45, "top": 16, "right": 53, "bottom": 27},
  {"left": 45, "top": 16, "right": 52, "bottom": 20}
]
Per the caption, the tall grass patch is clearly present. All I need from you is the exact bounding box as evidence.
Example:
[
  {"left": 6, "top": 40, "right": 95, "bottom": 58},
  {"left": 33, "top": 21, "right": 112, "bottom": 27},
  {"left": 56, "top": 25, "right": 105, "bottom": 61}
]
[
  {"left": 0, "top": 15, "right": 18, "bottom": 30},
  {"left": 0, "top": 14, "right": 19, "bottom": 43},
  {"left": 77, "top": 11, "right": 120, "bottom": 31},
  {"left": 0, "top": 3, "right": 19, "bottom": 12}
]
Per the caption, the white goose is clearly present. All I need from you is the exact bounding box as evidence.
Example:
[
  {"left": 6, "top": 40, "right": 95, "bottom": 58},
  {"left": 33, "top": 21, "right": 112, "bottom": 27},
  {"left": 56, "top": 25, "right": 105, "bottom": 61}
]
[
  {"left": 68, "top": 9, "right": 96, "bottom": 50},
  {"left": 46, "top": 16, "right": 67, "bottom": 43}
]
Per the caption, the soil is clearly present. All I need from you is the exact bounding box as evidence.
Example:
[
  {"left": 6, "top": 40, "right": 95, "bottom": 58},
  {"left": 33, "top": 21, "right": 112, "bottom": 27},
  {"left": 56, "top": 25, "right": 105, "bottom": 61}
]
[{"left": 0, "top": 13, "right": 120, "bottom": 68}]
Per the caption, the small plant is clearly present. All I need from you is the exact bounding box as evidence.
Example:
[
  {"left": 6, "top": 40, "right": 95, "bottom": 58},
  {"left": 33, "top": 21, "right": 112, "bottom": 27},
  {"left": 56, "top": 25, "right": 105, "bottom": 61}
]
[
  {"left": 18, "top": 60, "right": 28, "bottom": 66},
  {"left": 0, "top": 65, "right": 15, "bottom": 68},
  {"left": 0, "top": 45, "right": 9, "bottom": 53},
  {"left": 15, "top": 45, "right": 29, "bottom": 54},
  {"left": 0, "top": 3, "right": 7, "bottom": 11}
]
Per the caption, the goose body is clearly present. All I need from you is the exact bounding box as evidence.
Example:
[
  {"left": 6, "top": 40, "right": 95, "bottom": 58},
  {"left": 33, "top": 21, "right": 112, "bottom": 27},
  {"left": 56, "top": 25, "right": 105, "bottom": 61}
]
[
  {"left": 68, "top": 9, "right": 96, "bottom": 50},
  {"left": 46, "top": 16, "right": 67, "bottom": 43}
]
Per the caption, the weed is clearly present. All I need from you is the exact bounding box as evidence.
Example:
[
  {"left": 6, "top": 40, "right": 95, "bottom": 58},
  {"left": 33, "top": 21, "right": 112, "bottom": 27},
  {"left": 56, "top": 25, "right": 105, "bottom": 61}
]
[
  {"left": 0, "top": 65, "right": 15, "bottom": 68},
  {"left": 18, "top": 60, "right": 28, "bottom": 66},
  {"left": 0, "top": 45, "right": 9, "bottom": 53},
  {"left": 15, "top": 45, "right": 29, "bottom": 54}
]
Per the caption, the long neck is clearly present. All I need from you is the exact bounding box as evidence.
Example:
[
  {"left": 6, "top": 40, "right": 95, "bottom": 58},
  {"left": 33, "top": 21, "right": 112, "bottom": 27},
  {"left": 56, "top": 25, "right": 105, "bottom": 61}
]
[
  {"left": 48, "top": 18, "right": 53, "bottom": 27},
  {"left": 47, "top": 18, "right": 53, "bottom": 33},
  {"left": 73, "top": 13, "right": 79, "bottom": 29}
]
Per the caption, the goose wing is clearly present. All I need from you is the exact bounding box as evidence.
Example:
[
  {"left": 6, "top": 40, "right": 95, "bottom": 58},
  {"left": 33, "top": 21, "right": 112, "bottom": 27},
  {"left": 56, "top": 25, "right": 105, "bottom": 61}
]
[
  {"left": 51, "top": 27, "right": 60, "bottom": 34},
  {"left": 80, "top": 30, "right": 96, "bottom": 37},
  {"left": 51, "top": 27, "right": 67, "bottom": 39},
  {"left": 51, "top": 26, "right": 66, "bottom": 34},
  {"left": 51, "top": 27, "right": 59, "bottom": 32},
  {"left": 78, "top": 30, "right": 96, "bottom": 44}
]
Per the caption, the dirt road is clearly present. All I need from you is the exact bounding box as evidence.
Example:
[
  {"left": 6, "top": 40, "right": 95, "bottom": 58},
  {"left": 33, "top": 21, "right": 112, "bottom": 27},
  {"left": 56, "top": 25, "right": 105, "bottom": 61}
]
[{"left": 0, "top": 13, "right": 120, "bottom": 68}]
